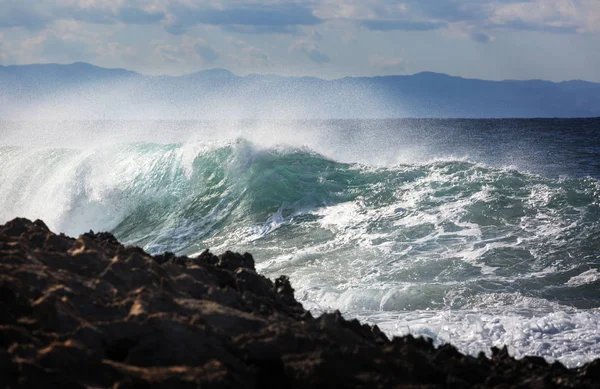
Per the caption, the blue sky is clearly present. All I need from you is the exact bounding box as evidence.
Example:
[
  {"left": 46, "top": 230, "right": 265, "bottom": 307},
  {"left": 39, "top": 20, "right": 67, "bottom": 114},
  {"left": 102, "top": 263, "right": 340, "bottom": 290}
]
[{"left": 1, "top": 0, "right": 599, "bottom": 81}]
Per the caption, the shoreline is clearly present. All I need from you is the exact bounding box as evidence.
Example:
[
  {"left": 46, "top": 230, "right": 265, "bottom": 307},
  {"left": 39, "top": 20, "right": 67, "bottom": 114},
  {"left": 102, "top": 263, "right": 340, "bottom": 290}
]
[{"left": 1, "top": 217, "right": 598, "bottom": 388}]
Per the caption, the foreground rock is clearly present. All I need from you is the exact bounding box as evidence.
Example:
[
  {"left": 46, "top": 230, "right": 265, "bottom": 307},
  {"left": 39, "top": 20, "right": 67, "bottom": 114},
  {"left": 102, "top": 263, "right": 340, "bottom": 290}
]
[{"left": 0, "top": 218, "right": 598, "bottom": 388}]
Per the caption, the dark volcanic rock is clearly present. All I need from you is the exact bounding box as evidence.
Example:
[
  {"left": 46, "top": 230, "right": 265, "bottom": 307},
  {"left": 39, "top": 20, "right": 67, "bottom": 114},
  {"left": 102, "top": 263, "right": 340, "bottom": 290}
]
[{"left": 0, "top": 218, "right": 597, "bottom": 388}]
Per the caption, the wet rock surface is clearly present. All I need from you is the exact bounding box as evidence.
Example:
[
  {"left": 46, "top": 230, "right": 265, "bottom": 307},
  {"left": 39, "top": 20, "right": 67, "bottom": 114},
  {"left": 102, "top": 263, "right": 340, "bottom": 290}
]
[{"left": 0, "top": 217, "right": 598, "bottom": 388}]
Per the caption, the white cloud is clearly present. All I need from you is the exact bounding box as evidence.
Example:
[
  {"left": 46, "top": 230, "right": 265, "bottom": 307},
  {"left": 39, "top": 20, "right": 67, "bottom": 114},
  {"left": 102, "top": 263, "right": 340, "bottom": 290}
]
[
  {"left": 96, "top": 42, "right": 136, "bottom": 57},
  {"left": 289, "top": 40, "right": 329, "bottom": 64},
  {"left": 442, "top": 21, "right": 495, "bottom": 43},
  {"left": 4, "top": 19, "right": 108, "bottom": 63},
  {"left": 314, "top": 0, "right": 407, "bottom": 20},
  {"left": 152, "top": 37, "right": 219, "bottom": 65},
  {"left": 490, "top": 0, "right": 600, "bottom": 33},
  {"left": 289, "top": 30, "right": 330, "bottom": 64},
  {"left": 226, "top": 37, "right": 271, "bottom": 68}
]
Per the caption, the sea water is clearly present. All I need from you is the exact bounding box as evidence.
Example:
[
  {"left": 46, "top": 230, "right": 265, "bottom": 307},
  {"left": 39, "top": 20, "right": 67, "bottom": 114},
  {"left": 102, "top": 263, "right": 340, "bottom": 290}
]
[{"left": 1, "top": 118, "right": 600, "bottom": 367}]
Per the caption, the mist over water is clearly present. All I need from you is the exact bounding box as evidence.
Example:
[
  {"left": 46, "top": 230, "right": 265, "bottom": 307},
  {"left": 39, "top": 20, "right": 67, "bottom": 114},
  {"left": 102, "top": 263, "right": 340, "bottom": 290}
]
[{"left": 1, "top": 118, "right": 600, "bottom": 367}]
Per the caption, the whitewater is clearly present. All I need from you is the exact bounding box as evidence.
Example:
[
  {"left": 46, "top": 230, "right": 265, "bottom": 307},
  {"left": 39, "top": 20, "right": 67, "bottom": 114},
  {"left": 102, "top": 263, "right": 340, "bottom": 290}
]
[{"left": 1, "top": 119, "right": 600, "bottom": 368}]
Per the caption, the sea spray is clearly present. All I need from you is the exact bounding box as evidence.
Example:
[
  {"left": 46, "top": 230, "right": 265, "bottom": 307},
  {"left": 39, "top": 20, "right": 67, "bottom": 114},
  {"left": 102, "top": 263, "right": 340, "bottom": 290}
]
[{"left": 1, "top": 119, "right": 600, "bottom": 367}]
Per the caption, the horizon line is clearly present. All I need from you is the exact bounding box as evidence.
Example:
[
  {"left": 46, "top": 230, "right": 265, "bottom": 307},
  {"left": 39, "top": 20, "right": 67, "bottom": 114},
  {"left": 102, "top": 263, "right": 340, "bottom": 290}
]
[{"left": 1, "top": 61, "right": 598, "bottom": 85}]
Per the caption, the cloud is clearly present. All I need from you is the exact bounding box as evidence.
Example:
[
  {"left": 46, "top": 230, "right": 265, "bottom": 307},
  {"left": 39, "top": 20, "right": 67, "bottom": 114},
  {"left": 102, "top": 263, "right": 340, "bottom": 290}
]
[
  {"left": 0, "top": 1, "right": 166, "bottom": 30},
  {"left": 322, "top": 0, "right": 600, "bottom": 38},
  {"left": 152, "top": 37, "right": 219, "bottom": 65},
  {"left": 237, "top": 46, "right": 271, "bottom": 67},
  {"left": 153, "top": 43, "right": 182, "bottom": 64},
  {"left": 369, "top": 55, "right": 407, "bottom": 71},
  {"left": 166, "top": 3, "right": 322, "bottom": 35},
  {"left": 196, "top": 45, "right": 219, "bottom": 63},
  {"left": 0, "top": 1, "right": 50, "bottom": 29},
  {"left": 404, "top": 1, "right": 490, "bottom": 23},
  {"left": 39, "top": 35, "right": 97, "bottom": 62},
  {"left": 2, "top": 1, "right": 599, "bottom": 39},
  {"left": 361, "top": 19, "right": 447, "bottom": 31},
  {"left": 304, "top": 49, "right": 330, "bottom": 64},
  {"left": 289, "top": 41, "right": 330, "bottom": 64},
  {"left": 227, "top": 37, "right": 272, "bottom": 68},
  {"left": 440, "top": 20, "right": 497, "bottom": 44},
  {"left": 493, "top": 19, "right": 578, "bottom": 34},
  {"left": 289, "top": 31, "right": 330, "bottom": 64},
  {"left": 314, "top": 1, "right": 407, "bottom": 21},
  {"left": 8, "top": 20, "right": 105, "bottom": 63},
  {"left": 470, "top": 31, "right": 492, "bottom": 43},
  {"left": 223, "top": 24, "right": 299, "bottom": 35},
  {"left": 96, "top": 42, "right": 136, "bottom": 57},
  {"left": 116, "top": 7, "right": 165, "bottom": 25},
  {"left": 23, "top": 32, "right": 98, "bottom": 63},
  {"left": 63, "top": 6, "right": 115, "bottom": 25},
  {"left": 489, "top": 0, "right": 600, "bottom": 34},
  {"left": 1, "top": 0, "right": 599, "bottom": 80},
  {"left": 314, "top": 0, "right": 450, "bottom": 35}
]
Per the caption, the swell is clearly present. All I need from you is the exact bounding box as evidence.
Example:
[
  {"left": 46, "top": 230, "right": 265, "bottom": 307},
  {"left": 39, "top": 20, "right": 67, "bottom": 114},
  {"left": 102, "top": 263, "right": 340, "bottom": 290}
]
[
  {"left": 2, "top": 139, "right": 600, "bottom": 366},
  {"left": 1, "top": 140, "right": 599, "bottom": 286},
  {"left": 0, "top": 140, "right": 356, "bottom": 247}
]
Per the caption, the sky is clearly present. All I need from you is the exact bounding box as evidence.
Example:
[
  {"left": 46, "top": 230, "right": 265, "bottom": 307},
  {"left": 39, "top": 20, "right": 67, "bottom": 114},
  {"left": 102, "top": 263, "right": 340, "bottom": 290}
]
[{"left": 1, "top": 0, "right": 599, "bottom": 82}]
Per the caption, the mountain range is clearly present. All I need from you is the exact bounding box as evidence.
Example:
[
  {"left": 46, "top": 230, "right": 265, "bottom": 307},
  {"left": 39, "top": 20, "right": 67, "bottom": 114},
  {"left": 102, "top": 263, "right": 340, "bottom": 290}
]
[{"left": 1, "top": 62, "right": 599, "bottom": 119}]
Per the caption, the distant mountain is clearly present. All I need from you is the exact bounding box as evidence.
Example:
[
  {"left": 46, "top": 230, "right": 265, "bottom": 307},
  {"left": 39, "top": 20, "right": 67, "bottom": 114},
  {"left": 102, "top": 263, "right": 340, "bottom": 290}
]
[
  {"left": 1, "top": 62, "right": 599, "bottom": 119},
  {"left": 0, "top": 62, "right": 137, "bottom": 85}
]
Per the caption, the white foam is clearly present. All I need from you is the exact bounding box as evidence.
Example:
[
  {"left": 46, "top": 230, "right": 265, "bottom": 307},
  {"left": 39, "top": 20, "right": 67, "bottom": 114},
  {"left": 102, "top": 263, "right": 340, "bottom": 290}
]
[
  {"left": 567, "top": 269, "right": 600, "bottom": 286},
  {"left": 349, "top": 304, "right": 600, "bottom": 368}
]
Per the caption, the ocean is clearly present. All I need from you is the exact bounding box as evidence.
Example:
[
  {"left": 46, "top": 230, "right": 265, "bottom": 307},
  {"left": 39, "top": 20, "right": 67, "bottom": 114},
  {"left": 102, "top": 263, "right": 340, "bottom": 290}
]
[{"left": 1, "top": 118, "right": 600, "bottom": 367}]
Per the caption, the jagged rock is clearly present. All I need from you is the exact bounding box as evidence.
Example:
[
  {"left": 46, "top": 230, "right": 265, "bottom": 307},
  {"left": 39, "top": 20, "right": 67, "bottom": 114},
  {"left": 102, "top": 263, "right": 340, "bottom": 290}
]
[{"left": 0, "top": 217, "right": 597, "bottom": 388}]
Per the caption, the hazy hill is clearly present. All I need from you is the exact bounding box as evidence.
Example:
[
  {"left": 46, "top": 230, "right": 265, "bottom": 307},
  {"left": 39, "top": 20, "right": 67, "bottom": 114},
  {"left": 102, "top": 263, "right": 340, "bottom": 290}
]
[{"left": 1, "top": 62, "right": 599, "bottom": 119}]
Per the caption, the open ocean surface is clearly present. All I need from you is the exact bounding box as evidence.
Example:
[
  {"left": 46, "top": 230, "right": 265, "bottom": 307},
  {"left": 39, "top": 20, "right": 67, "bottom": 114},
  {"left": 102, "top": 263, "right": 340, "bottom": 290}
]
[{"left": 1, "top": 118, "right": 600, "bottom": 367}]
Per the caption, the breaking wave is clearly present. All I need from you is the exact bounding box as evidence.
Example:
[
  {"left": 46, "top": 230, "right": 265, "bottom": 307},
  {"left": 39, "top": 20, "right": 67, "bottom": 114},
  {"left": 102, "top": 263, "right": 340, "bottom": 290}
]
[{"left": 1, "top": 136, "right": 600, "bottom": 367}]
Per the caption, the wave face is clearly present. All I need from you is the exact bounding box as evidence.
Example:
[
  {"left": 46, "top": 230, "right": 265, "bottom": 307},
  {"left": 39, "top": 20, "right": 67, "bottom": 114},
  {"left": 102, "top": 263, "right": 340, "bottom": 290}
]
[{"left": 2, "top": 119, "right": 600, "bottom": 368}]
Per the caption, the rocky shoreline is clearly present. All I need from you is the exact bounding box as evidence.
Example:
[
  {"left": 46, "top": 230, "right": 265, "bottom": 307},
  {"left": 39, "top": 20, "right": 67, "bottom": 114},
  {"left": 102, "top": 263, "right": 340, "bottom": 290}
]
[{"left": 1, "top": 217, "right": 598, "bottom": 388}]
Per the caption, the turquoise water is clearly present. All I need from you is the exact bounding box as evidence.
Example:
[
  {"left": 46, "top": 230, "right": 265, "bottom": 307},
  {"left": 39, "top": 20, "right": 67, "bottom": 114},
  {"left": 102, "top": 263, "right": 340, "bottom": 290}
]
[{"left": 1, "top": 119, "right": 600, "bottom": 367}]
